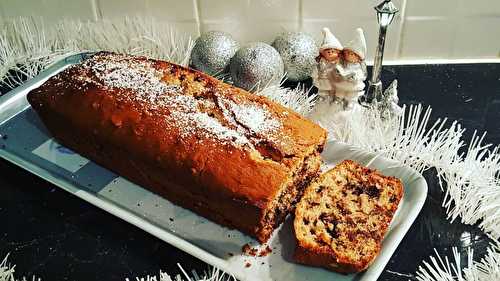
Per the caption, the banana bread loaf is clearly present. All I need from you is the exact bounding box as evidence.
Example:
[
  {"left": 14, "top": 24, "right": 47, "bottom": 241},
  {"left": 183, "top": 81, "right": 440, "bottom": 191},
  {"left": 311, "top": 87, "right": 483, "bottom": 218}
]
[
  {"left": 27, "top": 52, "right": 327, "bottom": 243},
  {"left": 294, "top": 160, "right": 403, "bottom": 272}
]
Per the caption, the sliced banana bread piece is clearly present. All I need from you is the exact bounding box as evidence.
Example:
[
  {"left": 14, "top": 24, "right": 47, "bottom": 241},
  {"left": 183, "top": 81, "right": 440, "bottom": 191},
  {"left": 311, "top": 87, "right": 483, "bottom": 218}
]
[{"left": 293, "top": 160, "right": 403, "bottom": 273}]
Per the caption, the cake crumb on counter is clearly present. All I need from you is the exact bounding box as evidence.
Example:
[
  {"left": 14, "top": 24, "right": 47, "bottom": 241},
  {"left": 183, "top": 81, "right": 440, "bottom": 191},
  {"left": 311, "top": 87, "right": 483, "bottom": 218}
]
[
  {"left": 242, "top": 243, "right": 273, "bottom": 257},
  {"left": 242, "top": 243, "right": 258, "bottom": 256}
]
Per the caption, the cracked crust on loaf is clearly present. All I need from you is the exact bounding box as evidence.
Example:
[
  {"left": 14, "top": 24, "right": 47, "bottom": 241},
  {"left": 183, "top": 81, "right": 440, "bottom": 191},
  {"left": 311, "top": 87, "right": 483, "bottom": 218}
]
[
  {"left": 27, "top": 52, "right": 327, "bottom": 243},
  {"left": 294, "top": 160, "right": 403, "bottom": 273}
]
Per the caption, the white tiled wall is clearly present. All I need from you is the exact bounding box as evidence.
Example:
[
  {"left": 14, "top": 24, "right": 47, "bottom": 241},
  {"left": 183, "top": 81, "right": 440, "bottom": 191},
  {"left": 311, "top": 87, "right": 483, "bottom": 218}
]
[
  {"left": 0, "top": 0, "right": 97, "bottom": 22},
  {"left": 1, "top": 0, "right": 499, "bottom": 60}
]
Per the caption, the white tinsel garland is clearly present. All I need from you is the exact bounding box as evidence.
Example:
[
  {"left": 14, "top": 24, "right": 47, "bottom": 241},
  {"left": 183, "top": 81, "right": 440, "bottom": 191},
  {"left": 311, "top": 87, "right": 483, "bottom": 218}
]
[
  {"left": 323, "top": 104, "right": 500, "bottom": 280},
  {"left": 1, "top": 17, "right": 500, "bottom": 281},
  {"left": 0, "top": 254, "right": 232, "bottom": 281},
  {"left": 125, "top": 264, "right": 235, "bottom": 281},
  {"left": 416, "top": 242, "right": 500, "bottom": 281},
  {"left": 0, "top": 17, "right": 194, "bottom": 91},
  {"left": 327, "top": 104, "right": 500, "bottom": 241},
  {"left": 0, "top": 254, "right": 39, "bottom": 281},
  {"left": 0, "top": 254, "right": 15, "bottom": 281},
  {"left": 0, "top": 17, "right": 313, "bottom": 116},
  {"left": 256, "top": 79, "right": 316, "bottom": 117}
]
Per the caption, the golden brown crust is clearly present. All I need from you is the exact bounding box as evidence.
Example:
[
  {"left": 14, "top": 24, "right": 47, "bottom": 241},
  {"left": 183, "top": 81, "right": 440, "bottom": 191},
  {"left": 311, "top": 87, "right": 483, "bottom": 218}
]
[
  {"left": 293, "top": 160, "right": 403, "bottom": 273},
  {"left": 27, "top": 52, "right": 327, "bottom": 243},
  {"left": 294, "top": 243, "right": 367, "bottom": 273}
]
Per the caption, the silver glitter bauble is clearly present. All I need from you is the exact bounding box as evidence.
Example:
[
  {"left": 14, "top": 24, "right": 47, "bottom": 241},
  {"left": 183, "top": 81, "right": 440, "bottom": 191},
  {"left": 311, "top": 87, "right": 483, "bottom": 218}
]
[
  {"left": 229, "top": 42, "right": 284, "bottom": 91},
  {"left": 190, "top": 31, "right": 239, "bottom": 76},
  {"left": 272, "top": 32, "right": 318, "bottom": 81}
]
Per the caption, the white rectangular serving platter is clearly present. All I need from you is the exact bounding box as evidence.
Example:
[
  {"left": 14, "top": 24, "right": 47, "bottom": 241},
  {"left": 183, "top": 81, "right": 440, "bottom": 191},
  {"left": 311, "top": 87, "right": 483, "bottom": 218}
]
[{"left": 0, "top": 53, "right": 427, "bottom": 281}]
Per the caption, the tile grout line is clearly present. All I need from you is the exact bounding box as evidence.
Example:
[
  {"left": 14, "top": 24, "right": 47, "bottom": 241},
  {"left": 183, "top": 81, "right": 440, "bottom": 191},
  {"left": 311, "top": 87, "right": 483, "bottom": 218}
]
[
  {"left": 396, "top": 0, "right": 407, "bottom": 59},
  {"left": 91, "top": 0, "right": 103, "bottom": 20},
  {"left": 298, "top": 0, "right": 303, "bottom": 31},
  {"left": 193, "top": 0, "right": 202, "bottom": 36},
  {"left": 449, "top": 1, "right": 463, "bottom": 58}
]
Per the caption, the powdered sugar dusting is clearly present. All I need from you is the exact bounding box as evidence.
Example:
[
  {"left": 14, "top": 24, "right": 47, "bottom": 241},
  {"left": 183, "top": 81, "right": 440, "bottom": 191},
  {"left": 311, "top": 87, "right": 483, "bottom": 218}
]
[
  {"left": 82, "top": 53, "right": 182, "bottom": 104},
  {"left": 172, "top": 110, "right": 250, "bottom": 146},
  {"left": 75, "top": 53, "right": 284, "bottom": 149},
  {"left": 226, "top": 101, "right": 280, "bottom": 135},
  {"left": 169, "top": 94, "right": 283, "bottom": 148}
]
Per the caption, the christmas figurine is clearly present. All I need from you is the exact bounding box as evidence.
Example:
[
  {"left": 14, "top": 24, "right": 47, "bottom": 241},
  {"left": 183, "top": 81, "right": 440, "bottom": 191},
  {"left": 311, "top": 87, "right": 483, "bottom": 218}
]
[
  {"left": 335, "top": 28, "right": 368, "bottom": 110},
  {"left": 311, "top": 27, "right": 343, "bottom": 98},
  {"left": 309, "top": 28, "right": 345, "bottom": 124},
  {"left": 309, "top": 27, "right": 368, "bottom": 127}
]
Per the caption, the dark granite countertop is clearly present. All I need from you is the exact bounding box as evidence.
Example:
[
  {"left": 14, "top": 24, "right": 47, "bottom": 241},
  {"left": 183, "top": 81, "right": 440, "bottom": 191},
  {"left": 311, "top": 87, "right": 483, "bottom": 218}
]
[{"left": 1, "top": 63, "right": 499, "bottom": 280}]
